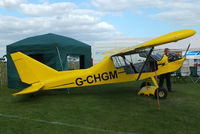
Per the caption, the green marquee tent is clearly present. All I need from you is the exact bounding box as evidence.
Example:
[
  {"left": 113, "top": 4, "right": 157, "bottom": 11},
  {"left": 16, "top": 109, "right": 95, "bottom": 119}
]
[{"left": 7, "top": 33, "right": 91, "bottom": 89}]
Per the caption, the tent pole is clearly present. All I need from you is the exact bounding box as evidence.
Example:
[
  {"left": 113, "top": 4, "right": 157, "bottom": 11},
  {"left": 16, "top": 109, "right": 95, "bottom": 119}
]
[{"left": 56, "top": 46, "right": 64, "bottom": 71}]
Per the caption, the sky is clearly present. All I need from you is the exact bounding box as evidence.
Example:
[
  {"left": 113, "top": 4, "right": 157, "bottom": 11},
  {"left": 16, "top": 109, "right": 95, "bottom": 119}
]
[{"left": 0, "top": 0, "right": 200, "bottom": 56}]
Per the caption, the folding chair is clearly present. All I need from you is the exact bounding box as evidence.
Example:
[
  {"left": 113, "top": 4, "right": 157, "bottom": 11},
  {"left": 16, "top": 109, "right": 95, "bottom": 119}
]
[
  {"left": 197, "top": 67, "right": 200, "bottom": 83},
  {"left": 189, "top": 67, "right": 200, "bottom": 83},
  {"left": 174, "top": 69, "right": 185, "bottom": 83}
]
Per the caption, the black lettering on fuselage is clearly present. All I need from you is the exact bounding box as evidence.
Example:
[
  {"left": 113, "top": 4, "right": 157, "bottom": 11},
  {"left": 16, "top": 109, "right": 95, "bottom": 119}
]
[
  {"left": 75, "top": 70, "right": 118, "bottom": 86},
  {"left": 101, "top": 72, "right": 109, "bottom": 80},
  {"left": 75, "top": 78, "right": 83, "bottom": 86},
  {"left": 86, "top": 75, "right": 93, "bottom": 83},
  {"left": 94, "top": 74, "right": 101, "bottom": 82},
  {"left": 109, "top": 70, "right": 118, "bottom": 79}
]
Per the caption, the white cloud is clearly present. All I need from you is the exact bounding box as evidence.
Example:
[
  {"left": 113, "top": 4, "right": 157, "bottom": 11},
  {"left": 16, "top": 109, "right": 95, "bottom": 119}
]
[
  {"left": 0, "top": 13, "right": 119, "bottom": 41},
  {"left": 151, "top": 10, "right": 200, "bottom": 26},
  {"left": 0, "top": 1, "right": 121, "bottom": 57},
  {"left": 19, "top": 2, "right": 77, "bottom": 16},
  {"left": 92, "top": 0, "right": 200, "bottom": 26},
  {"left": 0, "top": 0, "right": 26, "bottom": 9},
  {"left": 92, "top": 0, "right": 152, "bottom": 11},
  {"left": 0, "top": 1, "right": 117, "bottom": 42},
  {"left": 92, "top": 0, "right": 196, "bottom": 11},
  {"left": 0, "top": 1, "right": 120, "bottom": 57}
]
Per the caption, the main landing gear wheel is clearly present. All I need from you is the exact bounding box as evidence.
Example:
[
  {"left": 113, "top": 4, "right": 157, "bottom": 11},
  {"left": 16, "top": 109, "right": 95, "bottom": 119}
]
[{"left": 155, "top": 88, "right": 168, "bottom": 99}]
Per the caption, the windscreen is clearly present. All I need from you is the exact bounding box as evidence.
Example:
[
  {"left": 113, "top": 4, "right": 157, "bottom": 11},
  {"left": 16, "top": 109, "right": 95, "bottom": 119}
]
[
  {"left": 151, "top": 52, "right": 163, "bottom": 61},
  {"left": 111, "top": 49, "right": 158, "bottom": 74},
  {"left": 139, "top": 51, "right": 163, "bottom": 61},
  {"left": 112, "top": 52, "right": 146, "bottom": 69},
  {"left": 168, "top": 52, "right": 182, "bottom": 62}
]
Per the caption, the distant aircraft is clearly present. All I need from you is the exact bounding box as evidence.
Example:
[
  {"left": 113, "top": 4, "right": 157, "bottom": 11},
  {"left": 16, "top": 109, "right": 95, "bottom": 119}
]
[{"left": 11, "top": 29, "right": 196, "bottom": 98}]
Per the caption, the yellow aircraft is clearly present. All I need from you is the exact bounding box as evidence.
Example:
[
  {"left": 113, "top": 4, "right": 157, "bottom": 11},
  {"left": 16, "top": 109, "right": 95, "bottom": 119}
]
[{"left": 11, "top": 29, "right": 196, "bottom": 98}]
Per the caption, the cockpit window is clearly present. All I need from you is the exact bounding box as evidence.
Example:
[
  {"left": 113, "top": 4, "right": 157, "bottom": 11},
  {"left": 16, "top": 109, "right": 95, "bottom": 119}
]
[
  {"left": 112, "top": 53, "right": 146, "bottom": 69},
  {"left": 112, "top": 56, "right": 126, "bottom": 68},
  {"left": 139, "top": 51, "right": 163, "bottom": 61},
  {"left": 111, "top": 50, "right": 158, "bottom": 74},
  {"left": 151, "top": 52, "right": 163, "bottom": 61},
  {"left": 168, "top": 52, "right": 182, "bottom": 62}
]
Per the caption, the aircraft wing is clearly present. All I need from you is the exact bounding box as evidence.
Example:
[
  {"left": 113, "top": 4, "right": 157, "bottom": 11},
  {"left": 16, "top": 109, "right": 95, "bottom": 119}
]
[{"left": 102, "top": 29, "right": 196, "bottom": 56}]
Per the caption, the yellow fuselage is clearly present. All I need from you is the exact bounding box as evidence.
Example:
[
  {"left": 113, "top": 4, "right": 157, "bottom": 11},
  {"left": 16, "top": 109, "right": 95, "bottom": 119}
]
[{"left": 42, "top": 56, "right": 185, "bottom": 90}]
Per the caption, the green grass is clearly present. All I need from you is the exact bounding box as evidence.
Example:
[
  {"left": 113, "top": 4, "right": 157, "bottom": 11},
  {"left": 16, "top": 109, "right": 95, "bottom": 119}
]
[{"left": 0, "top": 79, "right": 200, "bottom": 134}]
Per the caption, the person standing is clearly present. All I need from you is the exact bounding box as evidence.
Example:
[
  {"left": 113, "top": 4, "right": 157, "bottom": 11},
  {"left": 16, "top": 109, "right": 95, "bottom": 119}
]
[{"left": 158, "top": 48, "right": 173, "bottom": 92}]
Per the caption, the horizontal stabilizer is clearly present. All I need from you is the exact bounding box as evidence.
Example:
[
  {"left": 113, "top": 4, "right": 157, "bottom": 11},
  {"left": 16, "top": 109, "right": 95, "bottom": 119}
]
[{"left": 12, "top": 82, "right": 44, "bottom": 96}]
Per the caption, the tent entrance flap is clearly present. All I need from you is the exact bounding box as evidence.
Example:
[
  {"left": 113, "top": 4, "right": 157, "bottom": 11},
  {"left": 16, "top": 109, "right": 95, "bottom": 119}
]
[
  {"left": 80, "top": 55, "right": 85, "bottom": 69},
  {"left": 67, "top": 55, "right": 80, "bottom": 70}
]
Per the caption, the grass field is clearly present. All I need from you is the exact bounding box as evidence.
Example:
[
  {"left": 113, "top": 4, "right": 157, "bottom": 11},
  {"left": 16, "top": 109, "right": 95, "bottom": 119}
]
[{"left": 0, "top": 78, "right": 200, "bottom": 134}]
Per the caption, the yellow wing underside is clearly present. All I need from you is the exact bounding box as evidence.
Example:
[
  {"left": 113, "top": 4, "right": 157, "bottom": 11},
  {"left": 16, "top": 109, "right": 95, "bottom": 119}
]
[{"left": 103, "top": 29, "right": 196, "bottom": 56}]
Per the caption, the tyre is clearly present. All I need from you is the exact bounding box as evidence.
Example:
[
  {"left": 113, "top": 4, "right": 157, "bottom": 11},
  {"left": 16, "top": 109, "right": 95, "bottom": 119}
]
[
  {"left": 155, "top": 88, "right": 168, "bottom": 99},
  {"left": 140, "top": 82, "right": 151, "bottom": 89}
]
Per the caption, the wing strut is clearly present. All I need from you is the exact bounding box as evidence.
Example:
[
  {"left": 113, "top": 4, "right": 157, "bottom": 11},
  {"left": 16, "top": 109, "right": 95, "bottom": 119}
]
[
  {"left": 136, "top": 47, "right": 154, "bottom": 81},
  {"left": 183, "top": 43, "right": 191, "bottom": 57}
]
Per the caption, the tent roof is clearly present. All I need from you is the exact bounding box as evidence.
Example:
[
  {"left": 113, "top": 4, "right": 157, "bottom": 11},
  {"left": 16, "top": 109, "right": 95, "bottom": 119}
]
[{"left": 7, "top": 33, "right": 90, "bottom": 49}]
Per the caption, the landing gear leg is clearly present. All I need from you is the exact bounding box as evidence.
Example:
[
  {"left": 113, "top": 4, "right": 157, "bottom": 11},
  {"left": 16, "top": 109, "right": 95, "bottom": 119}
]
[
  {"left": 138, "top": 78, "right": 156, "bottom": 96},
  {"left": 138, "top": 77, "right": 167, "bottom": 99},
  {"left": 151, "top": 76, "right": 167, "bottom": 99}
]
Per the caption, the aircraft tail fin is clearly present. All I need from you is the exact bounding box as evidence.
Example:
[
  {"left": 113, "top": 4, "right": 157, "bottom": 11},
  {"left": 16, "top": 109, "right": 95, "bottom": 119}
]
[
  {"left": 12, "top": 82, "right": 44, "bottom": 96},
  {"left": 11, "top": 52, "right": 58, "bottom": 84}
]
